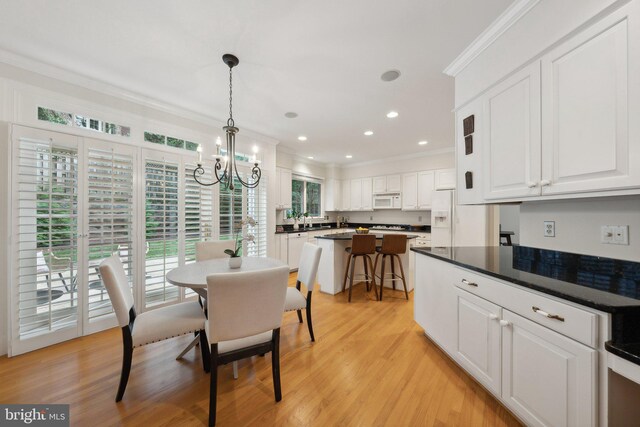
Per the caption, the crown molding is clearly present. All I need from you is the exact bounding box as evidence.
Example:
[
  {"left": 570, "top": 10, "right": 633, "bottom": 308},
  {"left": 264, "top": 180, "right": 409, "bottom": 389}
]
[
  {"left": 0, "top": 48, "right": 280, "bottom": 145},
  {"left": 443, "top": 0, "right": 540, "bottom": 77},
  {"left": 345, "top": 147, "right": 454, "bottom": 168}
]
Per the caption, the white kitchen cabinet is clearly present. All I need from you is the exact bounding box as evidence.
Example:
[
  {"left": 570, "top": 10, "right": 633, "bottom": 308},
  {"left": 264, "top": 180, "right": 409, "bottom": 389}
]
[
  {"left": 455, "top": 288, "right": 502, "bottom": 395},
  {"left": 361, "top": 177, "right": 373, "bottom": 210},
  {"left": 350, "top": 179, "right": 362, "bottom": 210},
  {"left": 373, "top": 174, "right": 401, "bottom": 193},
  {"left": 341, "top": 180, "right": 351, "bottom": 211},
  {"left": 501, "top": 310, "right": 597, "bottom": 427},
  {"left": 324, "top": 178, "right": 341, "bottom": 211},
  {"left": 540, "top": 2, "right": 640, "bottom": 196},
  {"left": 275, "top": 167, "right": 292, "bottom": 210},
  {"left": 434, "top": 168, "right": 456, "bottom": 190},
  {"left": 287, "top": 232, "right": 307, "bottom": 271},
  {"left": 274, "top": 233, "right": 288, "bottom": 265},
  {"left": 456, "top": 97, "right": 484, "bottom": 204},
  {"left": 414, "top": 255, "right": 457, "bottom": 354},
  {"left": 417, "top": 171, "right": 435, "bottom": 210},
  {"left": 483, "top": 61, "right": 541, "bottom": 200},
  {"left": 402, "top": 173, "right": 418, "bottom": 210}
]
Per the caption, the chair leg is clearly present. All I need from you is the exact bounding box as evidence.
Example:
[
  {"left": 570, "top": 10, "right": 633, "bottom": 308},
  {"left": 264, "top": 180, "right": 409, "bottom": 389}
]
[
  {"left": 390, "top": 255, "right": 397, "bottom": 290},
  {"left": 272, "top": 328, "right": 282, "bottom": 402},
  {"left": 342, "top": 254, "right": 351, "bottom": 293},
  {"left": 396, "top": 254, "right": 409, "bottom": 300},
  {"left": 363, "top": 255, "right": 370, "bottom": 291},
  {"left": 306, "top": 292, "right": 315, "bottom": 342},
  {"left": 348, "top": 254, "right": 356, "bottom": 302},
  {"left": 116, "top": 328, "right": 133, "bottom": 402},
  {"left": 379, "top": 255, "right": 386, "bottom": 301},
  {"left": 209, "top": 343, "right": 218, "bottom": 427},
  {"left": 367, "top": 256, "right": 379, "bottom": 300},
  {"left": 200, "top": 329, "right": 210, "bottom": 373},
  {"left": 296, "top": 310, "right": 303, "bottom": 323}
]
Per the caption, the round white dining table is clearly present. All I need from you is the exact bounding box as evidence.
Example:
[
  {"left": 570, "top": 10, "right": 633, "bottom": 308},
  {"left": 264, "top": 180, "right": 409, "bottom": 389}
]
[{"left": 166, "top": 256, "right": 287, "bottom": 298}]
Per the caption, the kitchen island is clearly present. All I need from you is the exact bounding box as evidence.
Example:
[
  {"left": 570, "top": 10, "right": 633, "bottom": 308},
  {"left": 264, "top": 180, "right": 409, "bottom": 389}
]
[{"left": 315, "top": 232, "right": 418, "bottom": 295}]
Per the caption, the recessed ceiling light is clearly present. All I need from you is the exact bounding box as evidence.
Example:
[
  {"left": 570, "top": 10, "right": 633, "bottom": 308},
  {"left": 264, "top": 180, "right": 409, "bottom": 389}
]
[
  {"left": 284, "top": 112, "right": 298, "bottom": 118},
  {"left": 364, "top": 130, "right": 374, "bottom": 136},
  {"left": 307, "top": 156, "right": 314, "bottom": 160},
  {"left": 418, "top": 140, "right": 429, "bottom": 145},
  {"left": 298, "top": 136, "right": 307, "bottom": 141},
  {"left": 345, "top": 155, "right": 353, "bottom": 159},
  {"left": 386, "top": 111, "right": 399, "bottom": 118},
  {"left": 381, "top": 70, "right": 401, "bottom": 82}
]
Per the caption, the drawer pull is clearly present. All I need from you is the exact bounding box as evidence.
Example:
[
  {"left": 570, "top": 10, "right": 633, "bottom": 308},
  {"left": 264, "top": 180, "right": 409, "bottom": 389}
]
[
  {"left": 461, "top": 279, "right": 478, "bottom": 287},
  {"left": 499, "top": 319, "right": 510, "bottom": 327},
  {"left": 488, "top": 313, "right": 499, "bottom": 320},
  {"left": 532, "top": 306, "right": 565, "bottom": 322}
]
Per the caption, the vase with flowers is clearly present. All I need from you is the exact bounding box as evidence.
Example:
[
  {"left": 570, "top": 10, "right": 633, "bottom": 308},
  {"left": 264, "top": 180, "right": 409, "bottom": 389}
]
[{"left": 224, "top": 216, "right": 256, "bottom": 269}]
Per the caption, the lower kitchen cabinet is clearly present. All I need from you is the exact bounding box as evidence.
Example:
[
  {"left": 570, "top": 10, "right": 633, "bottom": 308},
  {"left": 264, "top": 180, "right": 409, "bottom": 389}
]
[
  {"left": 502, "top": 310, "right": 597, "bottom": 427},
  {"left": 455, "top": 288, "right": 502, "bottom": 395},
  {"left": 287, "top": 232, "right": 307, "bottom": 271}
]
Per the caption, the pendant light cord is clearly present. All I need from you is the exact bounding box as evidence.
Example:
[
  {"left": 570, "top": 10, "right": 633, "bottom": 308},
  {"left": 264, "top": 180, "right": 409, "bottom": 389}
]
[{"left": 228, "top": 66, "right": 234, "bottom": 127}]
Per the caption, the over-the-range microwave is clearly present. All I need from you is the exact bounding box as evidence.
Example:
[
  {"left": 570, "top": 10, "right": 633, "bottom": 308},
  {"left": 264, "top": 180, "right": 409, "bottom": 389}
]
[{"left": 373, "top": 193, "right": 401, "bottom": 209}]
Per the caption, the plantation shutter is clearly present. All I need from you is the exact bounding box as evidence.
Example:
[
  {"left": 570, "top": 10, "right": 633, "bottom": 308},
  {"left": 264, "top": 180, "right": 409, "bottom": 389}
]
[
  {"left": 86, "top": 145, "right": 135, "bottom": 324},
  {"left": 218, "top": 177, "right": 243, "bottom": 242},
  {"left": 246, "top": 175, "right": 268, "bottom": 257},
  {"left": 144, "top": 157, "right": 180, "bottom": 307},
  {"left": 14, "top": 130, "right": 79, "bottom": 350}
]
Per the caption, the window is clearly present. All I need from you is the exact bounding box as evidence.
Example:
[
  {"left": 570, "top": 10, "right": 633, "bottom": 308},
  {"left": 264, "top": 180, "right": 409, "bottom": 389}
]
[
  {"left": 144, "top": 131, "right": 198, "bottom": 152},
  {"left": 291, "top": 175, "right": 322, "bottom": 217},
  {"left": 37, "top": 107, "right": 73, "bottom": 126}
]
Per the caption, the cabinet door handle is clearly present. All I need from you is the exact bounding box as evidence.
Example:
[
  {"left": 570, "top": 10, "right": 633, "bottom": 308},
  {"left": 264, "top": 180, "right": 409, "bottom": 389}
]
[
  {"left": 488, "top": 313, "right": 499, "bottom": 320},
  {"left": 532, "top": 306, "right": 565, "bottom": 322},
  {"left": 527, "top": 181, "right": 538, "bottom": 188},
  {"left": 461, "top": 279, "right": 478, "bottom": 287},
  {"left": 499, "top": 319, "right": 510, "bottom": 327},
  {"left": 540, "top": 179, "right": 551, "bottom": 187}
]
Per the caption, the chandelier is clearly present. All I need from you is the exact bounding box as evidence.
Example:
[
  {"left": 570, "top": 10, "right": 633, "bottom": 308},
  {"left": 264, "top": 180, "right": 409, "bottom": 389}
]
[{"left": 193, "top": 53, "right": 261, "bottom": 190}]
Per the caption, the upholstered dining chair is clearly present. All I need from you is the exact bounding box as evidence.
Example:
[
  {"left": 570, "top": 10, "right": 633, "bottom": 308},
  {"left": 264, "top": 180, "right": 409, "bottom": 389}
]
[
  {"left": 99, "top": 255, "right": 208, "bottom": 402},
  {"left": 204, "top": 265, "right": 289, "bottom": 427},
  {"left": 196, "top": 240, "right": 236, "bottom": 262},
  {"left": 284, "top": 243, "right": 322, "bottom": 341}
]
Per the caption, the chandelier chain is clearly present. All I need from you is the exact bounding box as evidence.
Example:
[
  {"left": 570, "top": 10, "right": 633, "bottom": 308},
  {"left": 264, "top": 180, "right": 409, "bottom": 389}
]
[{"left": 228, "top": 66, "right": 233, "bottom": 125}]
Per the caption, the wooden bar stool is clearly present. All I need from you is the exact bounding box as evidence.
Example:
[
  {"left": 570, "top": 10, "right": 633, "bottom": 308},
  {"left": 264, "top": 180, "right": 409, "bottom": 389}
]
[
  {"left": 342, "top": 234, "right": 378, "bottom": 302},
  {"left": 373, "top": 234, "right": 409, "bottom": 301}
]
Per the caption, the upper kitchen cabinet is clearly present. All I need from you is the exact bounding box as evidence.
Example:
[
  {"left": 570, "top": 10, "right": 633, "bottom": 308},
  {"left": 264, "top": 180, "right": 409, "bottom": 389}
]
[
  {"left": 350, "top": 179, "right": 363, "bottom": 210},
  {"left": 275, "top": 167, "right": 292, "bottom": 210},
  {"left": 324, "top": 178, "right": 341, "bottom": 211},
  {"left": 402, "top": 171, "right": 434, "bottom": 210},
  {"left": 434, "top": 168, "right": 456, "bottom": 190},
  {"left": 456, "top": 98, "right": 484, "bottom": 204},
  {"left": 361, "top": 177, "right": 373, "bottom": 210},
  {"left": 540, "top": 1, "right": 640, "bottom": 196},
  {"left": 341, "top": 179, "right": 351, "bottom": 211},
  {"left": 348, "top": 178, "right": 373, "bottom": 211},
  {"left": 373, "top": 174, "right": 402, "bottom": 193},
  {"left": 483, "top": 62, "right": 542, "bottom": 201}
]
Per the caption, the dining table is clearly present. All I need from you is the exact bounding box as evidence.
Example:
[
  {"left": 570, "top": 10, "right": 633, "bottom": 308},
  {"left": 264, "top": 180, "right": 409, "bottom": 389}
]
[{"left": 165, "top": 256, "right": 288, "bottom": 368}]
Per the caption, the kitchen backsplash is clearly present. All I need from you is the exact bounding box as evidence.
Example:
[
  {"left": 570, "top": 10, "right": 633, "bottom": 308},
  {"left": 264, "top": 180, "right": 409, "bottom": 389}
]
[{"left": 276, "top": 210, "right": 431, "bottom": 226}]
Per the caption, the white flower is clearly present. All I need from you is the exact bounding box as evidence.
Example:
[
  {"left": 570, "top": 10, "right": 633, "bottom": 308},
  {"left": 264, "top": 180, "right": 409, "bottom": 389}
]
[
  {"left": 245, "top": 216, "right": 257, "bottom": 227},
  {"left": 244, "top": 233, "right": 255, "bottom": 242}
]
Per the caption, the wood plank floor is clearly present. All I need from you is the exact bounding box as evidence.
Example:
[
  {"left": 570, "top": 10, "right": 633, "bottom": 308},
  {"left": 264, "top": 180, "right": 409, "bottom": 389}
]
[{"left": 0, "top": 275, "right": 522, "bottom": 426}]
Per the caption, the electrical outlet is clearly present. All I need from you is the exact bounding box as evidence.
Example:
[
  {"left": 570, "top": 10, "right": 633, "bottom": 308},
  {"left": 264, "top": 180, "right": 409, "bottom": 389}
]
[
  {"left": 613, "top": 225, "right": 629, "bottom": 245},
  {"left": 418, "top": 215, "right": 422, "bottom": 222},
  {"left": 601, "top": 226, "right": 614, "bottom": 243},
  {"left": 369, "top": 216, "right": 373, "bottom": 221},
  {"left": 544, "top": 221, "right": 555, "bottom": 237}
]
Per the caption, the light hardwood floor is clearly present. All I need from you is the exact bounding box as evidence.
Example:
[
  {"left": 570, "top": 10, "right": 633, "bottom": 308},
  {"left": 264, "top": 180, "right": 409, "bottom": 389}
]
[{"left": 0, "top": 275, "right": 522, "bottom": 426}]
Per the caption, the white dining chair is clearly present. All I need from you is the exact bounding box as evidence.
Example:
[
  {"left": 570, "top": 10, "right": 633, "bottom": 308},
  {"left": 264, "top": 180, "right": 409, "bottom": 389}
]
[
  {"left": 99, "top": 255, "right": 208, "bottom": 402},
  {"left": 196, "top": 240, "right": 235, "bottom": 262},
  {"left": 284, "top": 243, "right": 322, "bottom": 341},
  {"left": 190, "top": 239, "right": 239, "bottom": 377},
  {"left": 204, "top": 265, "right": 289, "bottom": 427}
]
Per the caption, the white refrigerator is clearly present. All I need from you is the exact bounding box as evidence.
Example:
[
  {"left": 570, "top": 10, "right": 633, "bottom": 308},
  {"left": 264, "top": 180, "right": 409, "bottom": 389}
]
[{"left": 430, "top": 190, "right": 490, "bottom": 247}]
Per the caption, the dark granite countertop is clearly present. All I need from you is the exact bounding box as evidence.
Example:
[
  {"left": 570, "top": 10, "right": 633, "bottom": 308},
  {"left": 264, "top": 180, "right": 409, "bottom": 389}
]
[
  {"left": 411, "top": 245, "right": 640, "bottom": 366},
  {"left": 275, "top": 223, "right": 431, "bottom": 234},
  {"left": 318, "top": 232, "right": 418, "bottom": 240}
]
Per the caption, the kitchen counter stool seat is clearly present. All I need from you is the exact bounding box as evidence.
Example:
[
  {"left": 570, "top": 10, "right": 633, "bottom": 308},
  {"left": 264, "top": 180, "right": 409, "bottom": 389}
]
[
  {"left": 373, "top": 234, "right": 409, "bottom": 301},
  {"left": 342, "top": 234, "right": 378, "bottom": 302}
]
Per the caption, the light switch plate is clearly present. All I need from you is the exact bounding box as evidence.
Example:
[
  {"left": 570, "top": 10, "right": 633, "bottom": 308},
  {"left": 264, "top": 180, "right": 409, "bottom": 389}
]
[
  {"left": 544, "top": 221, "right": 555, "bottom": 237},
  {"left": 613, "top": 225, "right": 629, "bottom": 245},
  {"left": 601, "top": 226, "right": 614, "bottom": 243}
]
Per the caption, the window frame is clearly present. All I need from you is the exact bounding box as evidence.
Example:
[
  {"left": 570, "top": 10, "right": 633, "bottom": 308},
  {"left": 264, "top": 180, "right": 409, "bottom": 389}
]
[{"left": 291, "top": 174, "right": 323, "bottom": 219}]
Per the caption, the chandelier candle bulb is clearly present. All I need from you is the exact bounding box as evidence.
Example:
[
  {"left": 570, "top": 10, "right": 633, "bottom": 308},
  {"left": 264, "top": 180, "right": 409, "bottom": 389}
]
[{"left": 196, "top": 145, "right": 202, "bottom": 163}]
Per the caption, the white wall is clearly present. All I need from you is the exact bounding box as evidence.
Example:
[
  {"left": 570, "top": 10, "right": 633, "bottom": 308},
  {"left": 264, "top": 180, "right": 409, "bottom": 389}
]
[
  {"left": 499, "top": 205, "right": 520, "bottom": 244},
  {"left": 519, "top": 196, "right": 640, "bottom": 262},
  {"left": 455, "top": 0, "right": 621, "bottom": 106}
]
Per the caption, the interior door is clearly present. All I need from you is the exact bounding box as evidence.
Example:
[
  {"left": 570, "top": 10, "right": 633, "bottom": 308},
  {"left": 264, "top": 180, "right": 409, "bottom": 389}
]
[
  {"left": 541, "top": 2, "right": 640, "bottom": 194},
  {"left": 483, "top": 61, "right": 542, "bottom": 200},
  {"left": 501, "top": 310, "right": 597, "bottom": 427}
]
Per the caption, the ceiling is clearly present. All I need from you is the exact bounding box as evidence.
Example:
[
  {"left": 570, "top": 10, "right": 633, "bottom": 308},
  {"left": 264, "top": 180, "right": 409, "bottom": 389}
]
[{"left": 0, "top": 0, "right": 512, "bottom": 164}]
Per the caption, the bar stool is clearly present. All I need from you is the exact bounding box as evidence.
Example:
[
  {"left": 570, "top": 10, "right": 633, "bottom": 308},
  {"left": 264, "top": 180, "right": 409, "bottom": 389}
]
[
  {"left": 342, "top": 234, "right": 378, "bottom": 302},
  {"left": 373, "top": 234, "right": 409, "bottom": 301}
]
